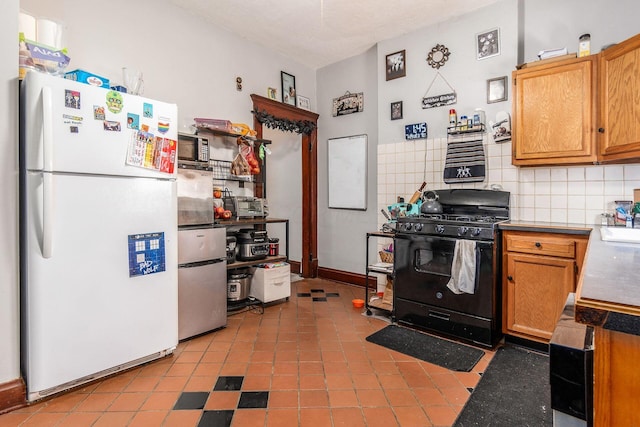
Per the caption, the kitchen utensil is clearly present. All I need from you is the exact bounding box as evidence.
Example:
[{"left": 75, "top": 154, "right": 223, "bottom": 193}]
[
  {"left": 409, "top": 182, "right": 427, "bottom": 204},
  {"left": 420, "top": 190, "right": 443, "bottom": 214},
  {"left": 381, "top": 209, "right": 391, "bottom": 221}
]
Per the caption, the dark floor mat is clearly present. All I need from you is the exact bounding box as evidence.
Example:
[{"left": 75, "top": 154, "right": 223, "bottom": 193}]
[
  {"left": 365, "top": 325, "right": 484, "bottom": 372},
  {"left": 454, "top": 345, "right": 552, "bottom": 426}
]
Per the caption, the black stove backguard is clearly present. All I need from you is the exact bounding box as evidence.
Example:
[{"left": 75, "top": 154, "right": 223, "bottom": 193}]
[{"left": 393, "top": 189, "right": 509, "bottom": 348}]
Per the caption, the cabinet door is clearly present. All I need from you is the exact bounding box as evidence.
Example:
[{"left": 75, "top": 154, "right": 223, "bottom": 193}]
[
  {"left": 512, "top": 56, "right": 597, "bottom": 166},
  {"left": 504, "top": 252, "right": 575, "bottom": 341},
  {"left": 599, "top": 33, "right": 640, "bottom": 162}
]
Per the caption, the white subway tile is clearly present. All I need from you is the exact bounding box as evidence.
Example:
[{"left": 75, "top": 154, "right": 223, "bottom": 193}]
[
  {"left": 585, "top": 181, "right": 604, "bottom": 196},
  {"left": 535, "top": 194, "right": 551, "bottom": 208},
  {"left": 550, "top": 209, "right": 568, "bottom": 223},
  {"left": 567, "top": 167, "right": 585, "bottom": 181},
  {"left": 551, "top": 195, "right": 568, "bottom": 209},
  {"left": 624, "top": 165, "right": 640, "bottom": 180},
  {"left": 502, "top": 167, "right": 518, "bottom": 182},
  {"left": 535, "top": 182, "right": 551, "bottom": 195},
  {"left": 534, "top": 168, "right": 551, "bottom": 182},
  {"left": 585, "top": 166, "right": 604, "bottom": 181},
  {"left": 519, "top": 168, "right": 535, "bottom": 182},
  {"left": 521, "top": 181, "right": 536, "bottom": 195},
  {"left": 567, "top": 181, "right": 586, "bottom": 195},
  {"left": 603, "top": 180, "right": 624, "bottom": 197},
  {"left": 550, "top": 181, "right": 568, "bottom": 195},
  {"left": 567, "top": 195, "right": 586, "bottom": 209},
  {"left": 534, "top": 208, "right": 551, "bottom": 222},
  {"left": 604, "top": 165, "right": 624, "bottom": 181},
  {"left": 550, "top": 168, "right": 567, "bottom": 182},
  {"left": 567, "top": 209, "right": 586, "bottom": 224}
]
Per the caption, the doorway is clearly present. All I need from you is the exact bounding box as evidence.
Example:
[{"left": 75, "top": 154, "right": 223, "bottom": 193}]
[{"left": 250, "top": 94, "right": 319, "bottom": 277}]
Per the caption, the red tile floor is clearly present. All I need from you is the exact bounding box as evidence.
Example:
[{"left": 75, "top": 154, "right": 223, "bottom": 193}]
[{"left": 0, "top": 278, "right": 495, "bottom": 427}]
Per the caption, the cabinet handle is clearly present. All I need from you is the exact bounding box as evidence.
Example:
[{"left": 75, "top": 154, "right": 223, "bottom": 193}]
[
  {"left": 507, "top": 275, "right": 513, "bottom": 281},
  {"left": 535, "top": 242, "right": 541, "bottom": 248},
  {"left": 598, "top": 127, "right": 605, "bottom": 133}
]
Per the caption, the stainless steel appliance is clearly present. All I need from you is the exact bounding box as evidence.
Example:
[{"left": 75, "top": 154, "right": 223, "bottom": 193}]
[
  {"left": 177, "top": 160, "right": 227, "bottom": 340},
  {"left": 177, "top": 162, "right": 214, "bottom": 226},
  {"left": 177, "top": 227, "right": 227, "bottom": 340},
  {"left": 178, "top": 132, "right": 211, "bottom": 163},
  {"left": 226, "top": 196, "right": 267, "bottom": 218},
  {"left": 394, "top": 189, "right": 510, "bottom": 348},
  {"left": 236, "top": 229, "right": 269, "bottom": 261}
]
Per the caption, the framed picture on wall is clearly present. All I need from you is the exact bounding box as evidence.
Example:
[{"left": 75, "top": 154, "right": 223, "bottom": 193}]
[
  {"left": 281, "top": 71, "right": 296, "bottom": 106},
  {"left": 297, "top": 95, "right": 310, "bottom": 110},
  {"left": 476, "top": 28, "right": 500, "bottom": 60},
  {"left": 391, "top": 101, "right": 403, "bottom": 120},
  {"left": 487, "top": 76, "right": 508, "bottom": 103},
  {"left": 385, "top": 50, "right": 406, "bottom": 80}
]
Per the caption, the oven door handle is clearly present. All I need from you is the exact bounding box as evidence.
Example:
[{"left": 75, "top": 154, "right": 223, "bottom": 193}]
[{"left": 397, "top": 235, "right": 490, "bottom": 246}]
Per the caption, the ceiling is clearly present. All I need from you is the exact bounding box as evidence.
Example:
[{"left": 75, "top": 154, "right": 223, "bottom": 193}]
[{"left": 169, "top": 0, "right": 501, "bottom": 69}]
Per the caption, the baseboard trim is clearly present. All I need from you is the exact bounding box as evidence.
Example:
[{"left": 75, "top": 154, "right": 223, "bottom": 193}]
[
  {"left": 0, "top": 378, "right": 26, "bottom": 414},
  {"left": 317, "top": 267, "right": 373, "bottom": 287}
]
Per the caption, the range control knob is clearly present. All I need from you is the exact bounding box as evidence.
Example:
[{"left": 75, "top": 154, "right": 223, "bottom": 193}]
[
  {"left": 435, "top": 224, "right": 445, "bottom": 234},
  {"left": 457, "top": 226, "right": 469, "bottom": 236},
  {"left": 414, "top": 223, "right": 423, "bottom": 232},
  {"left": 404, "top": 223, "right": 413, "bottom": 231},
  {"left": 471, "top": 228, "right": 482, "bottom": 237}
]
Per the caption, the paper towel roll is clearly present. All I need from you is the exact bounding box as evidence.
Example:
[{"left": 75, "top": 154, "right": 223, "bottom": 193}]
[
  {"left": 36, "top": 18, "right": 64, "bottom": 49},
  {"left": 19, "top": 12, "right": 37, "bottom": 40}
]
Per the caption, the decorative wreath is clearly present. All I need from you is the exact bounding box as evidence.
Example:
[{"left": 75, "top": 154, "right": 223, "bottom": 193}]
[{"left": 426, "top": 44, "right": 451, "bottom": 69}]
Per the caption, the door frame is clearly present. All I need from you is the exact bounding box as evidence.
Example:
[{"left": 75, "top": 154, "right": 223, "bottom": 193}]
[{"left": 250, "top": 94, "right": 319, "bottom": 277}]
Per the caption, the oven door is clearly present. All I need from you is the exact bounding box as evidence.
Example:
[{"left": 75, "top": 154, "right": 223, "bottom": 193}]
[{"left": 394, "top": 233, "right": 496, "bottom": 318}]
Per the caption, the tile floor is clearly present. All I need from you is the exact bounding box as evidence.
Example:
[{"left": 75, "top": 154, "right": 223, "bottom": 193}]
[{"left": 0, "top": 278, "right": 495, "bottom": 427}]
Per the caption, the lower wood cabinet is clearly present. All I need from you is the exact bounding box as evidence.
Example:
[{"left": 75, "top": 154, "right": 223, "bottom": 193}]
[{"left": 502, "top": 230, "right": 588, "bottom": 342}]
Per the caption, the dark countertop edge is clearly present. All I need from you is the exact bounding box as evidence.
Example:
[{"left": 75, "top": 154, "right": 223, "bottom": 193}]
[{"left": 498, "top": 220, "right": 593, "bottom": 235}]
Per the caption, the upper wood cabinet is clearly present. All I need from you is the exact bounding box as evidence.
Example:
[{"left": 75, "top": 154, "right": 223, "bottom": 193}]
[
  {"left": 512, "top": 56, "right": 597, "bottom": 166},
  {"left": 512, "top": 32, "right": 640, "bottom": 166},
  {"left": 599, "top": 33, "right": 640, "bottom": 162}
]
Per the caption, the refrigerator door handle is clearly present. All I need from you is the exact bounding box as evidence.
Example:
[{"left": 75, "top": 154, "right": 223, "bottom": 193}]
[
  {"left": 42, "top": 172, "right": 53, "bottom": 258},
  {"left": 42, "top": 85, "right": 53, "bottom": 172}
]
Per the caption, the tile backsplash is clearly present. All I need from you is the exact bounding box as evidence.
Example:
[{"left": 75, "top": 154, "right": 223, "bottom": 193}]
[{"left": 377, "top": 134, "right": 640, "bottom": 226}]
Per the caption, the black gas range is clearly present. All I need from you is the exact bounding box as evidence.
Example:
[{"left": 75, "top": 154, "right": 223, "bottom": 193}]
[{"left": 393, "top": 189, "right": 510, "bottom": 348}]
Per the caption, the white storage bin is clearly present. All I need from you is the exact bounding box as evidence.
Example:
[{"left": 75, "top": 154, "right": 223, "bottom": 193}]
[{"left": 250, "top": 263, "right": 291, "bottom": 303}]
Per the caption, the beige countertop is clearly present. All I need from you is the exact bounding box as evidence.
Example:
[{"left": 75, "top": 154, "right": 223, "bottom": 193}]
[{"left": 500, "top": 220, "right": 640, "bottom": 334}]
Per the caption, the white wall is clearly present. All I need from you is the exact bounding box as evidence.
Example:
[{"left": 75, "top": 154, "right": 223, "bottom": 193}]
[
  {"left": 316, "top": 46, "right": 378, "bottom": 274},
  {"left": 0, "top": 0, "right": 20, "bottom": 386},
  {"left": 0, "top": 0, "right": 315, "bottom": 391},
  {"left": 20, "top": 0, "right": 316, "bottom": 127}
]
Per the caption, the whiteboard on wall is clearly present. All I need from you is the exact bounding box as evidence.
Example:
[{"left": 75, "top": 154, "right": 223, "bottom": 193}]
[{"left": 328, "top": 134, "right": 367, "bottom": 210}]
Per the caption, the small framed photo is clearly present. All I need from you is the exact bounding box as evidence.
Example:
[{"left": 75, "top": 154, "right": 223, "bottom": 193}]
[
  {"left": 385, "top": 50, "right": 406, "bottom": 81},
  {"left": 281, "top": 71, "right": 296, "bottom": 106},
  {"left": 391, "top": 101, "right": 403, "bottom": 120},
  {"left": 267, "top": 87, "right": 277, "bottom": 100},
  {"left": 487, "top": 76, "right": 508, "bottom": 103},
  {"left": 476, "top": 28, "right": 500, "bottom": 60},
  {"left": 297, "top": 95, "right": 310, "bottom": 111}
]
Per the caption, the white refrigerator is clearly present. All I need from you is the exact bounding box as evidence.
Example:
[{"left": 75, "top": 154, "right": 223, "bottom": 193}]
[{"left": 20, "top": 71, "right": 179, "bottom": 401}]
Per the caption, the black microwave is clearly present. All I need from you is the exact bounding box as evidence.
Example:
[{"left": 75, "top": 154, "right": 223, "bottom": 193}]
[{"left": 177, "top": 133, "right": 211, "bottom": 162}]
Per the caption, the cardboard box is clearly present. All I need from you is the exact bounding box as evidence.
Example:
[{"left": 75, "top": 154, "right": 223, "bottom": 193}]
[
  {"left": 250, "top": 263, "right": 291, "bottom": 303},
  {"left": 64, "top": 69, "right": 109, "bottom": 88},
  {"left": 634, "top": 189, "right": 640, "bottom": 204}
]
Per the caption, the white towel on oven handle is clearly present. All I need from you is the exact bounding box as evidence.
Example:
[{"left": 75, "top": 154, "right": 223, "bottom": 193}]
[{"left": 446, "top": 240, "right": 477, "bottom": 294}]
